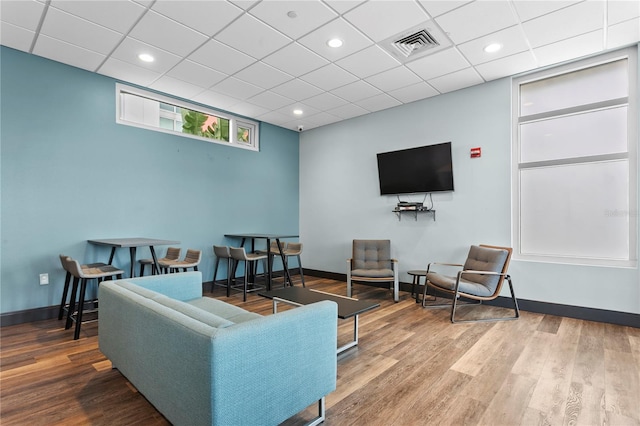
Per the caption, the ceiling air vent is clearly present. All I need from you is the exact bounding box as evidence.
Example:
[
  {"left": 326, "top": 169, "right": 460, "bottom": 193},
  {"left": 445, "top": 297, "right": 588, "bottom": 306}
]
[
  {"left": 392, "top": 29, "right": 440, "bottom": 58},
  {"left": 381, "top": 21, "right": 452, "bottom": 64}
]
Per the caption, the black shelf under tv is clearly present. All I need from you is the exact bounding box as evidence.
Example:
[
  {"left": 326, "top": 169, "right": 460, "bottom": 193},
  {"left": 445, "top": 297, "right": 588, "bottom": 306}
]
[{"left": 392, "top": 207, "right": 436, "bottom": 222}]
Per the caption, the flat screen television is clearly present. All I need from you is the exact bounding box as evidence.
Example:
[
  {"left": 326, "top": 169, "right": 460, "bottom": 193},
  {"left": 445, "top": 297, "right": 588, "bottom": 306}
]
[{"left": 377, "top": 142, "right": 454, "bottom": 195}]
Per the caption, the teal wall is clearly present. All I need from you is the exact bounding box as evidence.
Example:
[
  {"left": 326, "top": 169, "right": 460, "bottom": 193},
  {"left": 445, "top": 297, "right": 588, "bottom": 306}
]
[{"left": 0, "top": 46, "right": 300, "bottom": 314}]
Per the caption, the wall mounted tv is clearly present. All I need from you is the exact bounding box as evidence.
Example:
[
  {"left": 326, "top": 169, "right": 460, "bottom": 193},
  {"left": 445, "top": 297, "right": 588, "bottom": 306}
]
[{"left": 377, "top": 142, "right": 454, "bottom": 195}]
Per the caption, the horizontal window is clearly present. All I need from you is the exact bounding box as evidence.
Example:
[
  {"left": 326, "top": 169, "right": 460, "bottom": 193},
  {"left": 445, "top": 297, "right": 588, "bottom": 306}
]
[{"left": 116, "top": 84, "right": 259, "bottom": 151}]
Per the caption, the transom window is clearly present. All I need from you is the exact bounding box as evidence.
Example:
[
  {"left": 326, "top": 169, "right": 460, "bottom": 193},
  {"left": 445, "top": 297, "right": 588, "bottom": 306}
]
[
  {"left": 116, "top": 84, "right": 259, "bottom": 151},
  {"left": 512, "top": 48, "right": 637, "bottom": 267}
]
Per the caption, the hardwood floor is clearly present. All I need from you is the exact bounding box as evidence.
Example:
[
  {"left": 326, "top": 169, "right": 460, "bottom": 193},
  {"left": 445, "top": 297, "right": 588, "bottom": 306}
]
[{"left": 1, "top": 276, "right": 639, "bottom": 425}]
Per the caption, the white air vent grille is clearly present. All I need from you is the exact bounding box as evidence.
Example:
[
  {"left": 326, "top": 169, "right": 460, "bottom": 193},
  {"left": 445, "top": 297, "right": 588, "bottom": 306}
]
[
  {"left": 381, "top": 21, "right": 452, "bottom": 64},
  {"left": 392, "top": 29, "right": 440, "bottom": 58}
]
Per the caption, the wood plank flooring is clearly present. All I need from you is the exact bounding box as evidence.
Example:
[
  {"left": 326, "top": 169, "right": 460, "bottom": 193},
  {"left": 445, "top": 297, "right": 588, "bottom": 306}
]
[{"left": 1, "top": 276, "right": 639, "bottom": 425}]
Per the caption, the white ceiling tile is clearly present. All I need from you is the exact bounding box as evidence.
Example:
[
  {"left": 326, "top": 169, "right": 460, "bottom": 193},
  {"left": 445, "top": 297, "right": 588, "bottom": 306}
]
[
  {"left": 234, "top": 61, "right": 294, "bottom": 90},
  {"left": 303, "top": 111, "right": 341, "bottom": 126},
  {"left": 458, "top": 25, "right": 530, "bottom": 65},
  {"left": 435, "top": 1, "right": 519, "bottom": 44},
  {"left": 418, "top": 1, "right": 472, "bottom": 18},
  {"left": 249, "top": 0, "right": 337, "bottom": 39},
  {"left": 128, "top": 10, "right": 208, "bottom": 56},
  {"left": 335, "top": 45, "right": 398, "bottom": 79},
  {"left": 534, "top": 30, "right": 604, "bottom": 67},
  {"left": 607, "top": 18, "right": 640, "bottom": 50},
  {"left": 247, "top": 91, "right": 295, "bottom": 109},
  {"left": 323, "top": 0, "right": 366, "bottom": 15},
  {"left": 475, "top": 51, "right": 538, "bottom": 81},
  {"left": 50, "top": 0, "right": 146, "bottom": 33},
  {"left": 330, "top": 103, "right": 369, "bottom": 119},
  {"left": 354, "top": 93, "right": 401, "bottom": 112},
  {"left": 365, "top": 66, "right": 422, "bottom": 92},
  {"left": 388, "top": 81, "right": 438, "bottom": 103},
  {"left": 149, "top": 75, "right": 206, "bottom": 99},
  {"left": 167, "top": 60, "right": 227, "bottom": 89},
  {"left": 32, "top": 34, "right": 105, "bottom": 71},
  {"left": 522, "top": 1, "right": 604, "bottom": 48},
  {"left": 330, "top": 80, "right": 381, "bottom": 102},
  {"left": 511, "top": 1, "right": 581, "bottom": 22},
  {"left": 609, "top": 0, "right": 640, "bottom": 25},
  {"left": 271, "top": 78, "right": 324, "bottom": 101},
  {"left": 227, "top": 102, "right": 270, "bottom": 119},
  {"left": 256, "top": 110, "right": 293, "bottom": 126},
  {"left": 298, "top": 17, "right": 373, "bottom": 61},
  {"left": 192, "top": 90, "right": 242, "bottom": 110},
  {"left": 343, "top": 0, "right": 430, "bottom": 42},
  {"left": 110, "top": 37, "right": 182, "bottom": 73},
  {"left": 212, "top": 77, "right": 264, "bottom": 100},
  {"left": 39, "top": 7, "right": 122, "bottom": 54},
  {"left": 188, "top": 39, "right": 255, "bottom": 75},
  {"left": 303, "top": 92, "right": 349, "bottom": 110},
  {"left": 262, "top": 42, "right": 329, "bottom": 77},
  {"left": 152, "top": 1, "right": 243, "bottom": 37},
  {"left": 0, "top": 22, "right": 35, "bottom": 52},
  {"left": 99, "top": 57, "right": 161, "bottom": 86},
  {"left": 230, "top": 0, "right": 260, "bottom": 10},
  {"left": 406, "top": 48, "right": 469, "bottom": 80},
  {"left": 215, "top": 14, "right": 292, "bottom": 59},
  {"left": 427, "top": 67, "right": 483, "bottom": 94},
  {"left": 300, "top": 63, "right": 357, "bottom": 91},
  {"left": 0, "top": 0, "right": 45, "bottom": 30}
]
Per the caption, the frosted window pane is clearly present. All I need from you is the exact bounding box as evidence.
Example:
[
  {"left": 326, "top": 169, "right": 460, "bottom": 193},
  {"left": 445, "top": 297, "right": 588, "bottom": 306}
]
[
  {"left": 520, "top": 59, "right": 628, "bottom": 116},
  {"left": 520, "top": 106, "right": 628, "bottom": 162},
  {"left": 520, "top": 161, "right": 629, "bottom": 259}
]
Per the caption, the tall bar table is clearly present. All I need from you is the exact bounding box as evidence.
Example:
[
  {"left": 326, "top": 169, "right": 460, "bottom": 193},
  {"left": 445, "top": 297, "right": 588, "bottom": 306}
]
[
  {"left": 88, "top": 238, "right": 180, "bottom": 278},
  {"left": 224, "top": 233, "right": 298, "bottom": 290}
]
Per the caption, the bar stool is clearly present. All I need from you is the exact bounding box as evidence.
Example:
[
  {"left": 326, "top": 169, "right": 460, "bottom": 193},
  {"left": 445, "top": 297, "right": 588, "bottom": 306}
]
[
  {"left": 229, "top": 247, "right": 267, "bottom": 302},
  {"left": 139, "top": 247, "right": 181, "bottom": 276},
  {"left": 257, "top": 241, "right": 287, "bottom": 286},
  {"left": 212, "top": 245, "right": 232, "bottom": 296},
  {"left": 57, "top": 254, "right": 109, "bottom": 320},
  {"left": 63, "top": 256, "right": 123, "bottom": 340},
  {"left": 283, "top": 243, "right": 305, "bottom": 287},
  {"left": 161, "top": 249, "right": 202, "bottom": 273}
]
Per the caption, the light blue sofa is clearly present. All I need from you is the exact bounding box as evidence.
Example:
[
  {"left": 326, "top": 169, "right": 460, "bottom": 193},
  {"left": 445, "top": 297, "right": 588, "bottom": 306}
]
[{"left": 98, "top": 272, "right": 337, "bottom": 426}]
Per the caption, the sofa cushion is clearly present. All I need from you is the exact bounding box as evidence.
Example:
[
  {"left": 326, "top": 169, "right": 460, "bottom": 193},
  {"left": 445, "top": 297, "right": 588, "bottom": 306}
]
[
  {"left": 153, "top": 295, "right": 234, "bottom": 329},
  {"left": 187, "top": 297, "right": 262, "bottom": 324}
]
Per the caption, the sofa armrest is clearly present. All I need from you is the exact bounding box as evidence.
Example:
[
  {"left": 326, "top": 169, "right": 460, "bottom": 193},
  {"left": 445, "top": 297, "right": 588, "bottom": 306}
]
[{"left": 210, "top": 301, "right": 338, "bottom": 425}]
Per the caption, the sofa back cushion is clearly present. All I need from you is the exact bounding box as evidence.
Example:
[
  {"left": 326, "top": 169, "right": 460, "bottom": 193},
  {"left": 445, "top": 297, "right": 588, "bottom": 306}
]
[
  {"left": 187, "top": 297, "right": 262, "bottom": 324},
  {"left": 154, "top": 295, "right": 235, "bottom": 329}
]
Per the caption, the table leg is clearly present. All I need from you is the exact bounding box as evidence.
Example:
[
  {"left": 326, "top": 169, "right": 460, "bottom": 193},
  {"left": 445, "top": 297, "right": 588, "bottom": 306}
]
[
  {"left": 266, "top": 239, "right": 272, "bottom": 291},
  {"left": 275, "top": 239, "right": 293, "bottom": 287},
  {"left": 337, "top": 315, "right": 359, "bottom": 355},
  {"left": 149, "top": 246, "right": 160, "bottom": 275},
  {"left": 129, "top": 247, "right": 137, "bottom": 278},
  {"left": 108, "top": 247, "right": 116, "bottom": 265}
]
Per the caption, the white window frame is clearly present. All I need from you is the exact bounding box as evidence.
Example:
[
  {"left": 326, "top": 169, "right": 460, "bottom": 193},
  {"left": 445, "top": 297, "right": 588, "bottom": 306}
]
[
  {"left": 116, "top": 83, "right": 260, "bottom": 151},
  {"left": 512, "top": 48, "right": 638, "bottom": 267}
]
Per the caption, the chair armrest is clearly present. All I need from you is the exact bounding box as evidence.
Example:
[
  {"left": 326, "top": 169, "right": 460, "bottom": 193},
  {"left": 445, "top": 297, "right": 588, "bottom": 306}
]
[
  {"left": 427, "top": 262, "right": 463, "bottom": 273},
  {"left": 458, "top": 270, "right": 506, "bottom": 277}
]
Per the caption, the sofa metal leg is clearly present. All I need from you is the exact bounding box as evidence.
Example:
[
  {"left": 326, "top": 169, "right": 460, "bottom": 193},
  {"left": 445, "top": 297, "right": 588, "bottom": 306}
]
[{"left": 305, "top": 397, "right": 326, "bottom": 426}]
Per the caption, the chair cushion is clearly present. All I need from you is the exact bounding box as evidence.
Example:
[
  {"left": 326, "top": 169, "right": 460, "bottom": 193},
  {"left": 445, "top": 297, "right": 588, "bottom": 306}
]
[
  {"left": 351, "top": 268, "right": 394, "bottom": 279},
  {"left": 462, "top": 245, "right": 508, "bottom": 292},
  {"left": 352, "top": 240, "right": 392, "bottom": 270},
  {"left": 426, "top": 272, "right": 494, "bottom": 297}
]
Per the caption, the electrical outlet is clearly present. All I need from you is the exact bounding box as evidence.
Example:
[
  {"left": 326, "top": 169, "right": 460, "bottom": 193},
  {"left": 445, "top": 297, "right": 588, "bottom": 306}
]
[{"left": 39, "top": 273, "right": 49, "bottom": 285}]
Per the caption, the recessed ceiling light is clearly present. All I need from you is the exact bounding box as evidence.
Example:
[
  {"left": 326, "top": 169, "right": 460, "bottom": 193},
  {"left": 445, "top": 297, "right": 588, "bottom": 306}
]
[
  {"left": 327, "top": 38, "right": 343, "bottom": 48},
  {"left": 138, "top": 53, "right": 154, "bottom": 62},
  {"left": 484, "top": 43, "right": 502, "bottom": 53},
  {"left": 293, "top": 109, "right": 303, "bottom": 115}
]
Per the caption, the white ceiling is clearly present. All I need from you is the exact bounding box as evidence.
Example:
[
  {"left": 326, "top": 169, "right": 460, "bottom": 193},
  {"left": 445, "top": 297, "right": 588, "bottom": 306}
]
[{"left": 2, "top": 0, "right": 639, "bottom": 131}]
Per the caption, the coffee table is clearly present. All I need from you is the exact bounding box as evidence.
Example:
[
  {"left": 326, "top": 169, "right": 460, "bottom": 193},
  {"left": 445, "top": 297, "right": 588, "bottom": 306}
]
[{"left": 258, "top": 287, "right": 379, "bottom": 355}]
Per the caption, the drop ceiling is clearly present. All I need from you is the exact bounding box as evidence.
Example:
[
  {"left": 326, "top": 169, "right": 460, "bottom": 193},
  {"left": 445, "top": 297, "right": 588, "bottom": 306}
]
[{"left": 2, "top": 0, "right": 639, "bottom": 132}]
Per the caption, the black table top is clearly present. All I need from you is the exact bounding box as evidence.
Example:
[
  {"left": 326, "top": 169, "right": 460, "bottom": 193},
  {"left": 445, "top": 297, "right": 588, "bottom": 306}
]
[
  {"left": 258, "top": 287, "right": 379, "bottom": 319},
  {"left": 225, "top": 233, "right": 299, "bottom": 239},
  {"left": 88, "top": 238, "right": 180, "bottom": 247}
]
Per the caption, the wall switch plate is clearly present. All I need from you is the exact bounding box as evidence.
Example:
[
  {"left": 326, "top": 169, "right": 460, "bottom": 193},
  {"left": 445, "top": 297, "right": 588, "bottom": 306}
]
[{"left": 39, "top": 273, "right": 49, "bottom": 285}]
